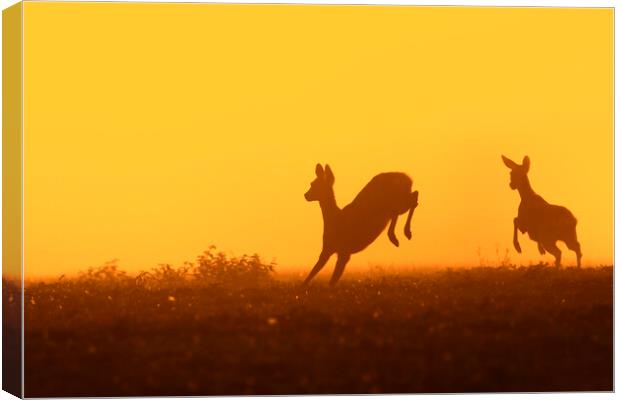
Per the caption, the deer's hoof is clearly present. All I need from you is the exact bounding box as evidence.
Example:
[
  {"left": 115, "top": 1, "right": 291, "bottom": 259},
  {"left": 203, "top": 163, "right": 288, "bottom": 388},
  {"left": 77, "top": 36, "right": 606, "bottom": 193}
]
[
  {"left": 514, "top": 243, "right": 522, "bottom": 253},
  {"left": 389, "top": 237, "right": 399, "bottom": 247},
  {"left": 405, "top": 229, "right": 412, "bottom": 240}
]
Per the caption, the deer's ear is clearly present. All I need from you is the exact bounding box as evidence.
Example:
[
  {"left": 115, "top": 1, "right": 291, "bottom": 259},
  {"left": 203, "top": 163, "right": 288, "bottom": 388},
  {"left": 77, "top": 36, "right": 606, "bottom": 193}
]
[
  {"left": 315, "top": 163, "right": 324, "bottom": 178},
  {"left": 522, "top": 156, "right": 530, "bottom": 172},
  {"left": 501, "top": 155, "right": 518, "bottom": 170},
  {"left": 324, "top": 164, "right": 335, "bottom": 185}
]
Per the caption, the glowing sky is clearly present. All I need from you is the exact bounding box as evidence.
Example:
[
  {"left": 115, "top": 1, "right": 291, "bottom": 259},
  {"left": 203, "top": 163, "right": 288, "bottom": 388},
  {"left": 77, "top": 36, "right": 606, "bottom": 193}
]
[{"left": 23, "top": 4, "right": 613, "bottom": 277}]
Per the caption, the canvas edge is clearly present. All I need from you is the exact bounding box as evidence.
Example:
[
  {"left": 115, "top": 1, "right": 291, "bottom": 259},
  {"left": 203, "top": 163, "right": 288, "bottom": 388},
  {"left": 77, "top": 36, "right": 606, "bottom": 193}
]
[{"left": 2, "top": 1, "right": 23, "bottom": 398}]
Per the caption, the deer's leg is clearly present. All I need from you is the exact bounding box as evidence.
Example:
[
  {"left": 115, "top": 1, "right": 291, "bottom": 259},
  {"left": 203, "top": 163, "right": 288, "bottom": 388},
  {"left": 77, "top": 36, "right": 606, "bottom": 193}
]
[
  {"left": 404, "top": 190, "right": 419, "bottom": 240},
  {"left": 388, "top": 215, "right": 399, "bottom": 247},
  {"left": 537, "top": 242, "right": 546, "bottom": 255},
  {"left": 329, "top": 253, "right": 351, "bottom": 286},
  {"left": 542, "top": 240, "right": 561, "bottom": 268},
  {"left": 565, "top": 236, "right": 582, "bottom": 268},
  {"left": 513, "top": 218, "right": 522, "bottom": 253},
  {"left": 302, "top": 250, "right": 332, "bottom": 286}
]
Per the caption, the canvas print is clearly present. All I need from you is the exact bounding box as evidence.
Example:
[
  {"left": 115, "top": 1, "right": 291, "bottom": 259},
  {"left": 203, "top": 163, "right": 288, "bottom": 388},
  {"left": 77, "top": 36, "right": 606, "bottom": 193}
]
[{"left": 2, "top": 2, "right": 613, "bottom": 397}]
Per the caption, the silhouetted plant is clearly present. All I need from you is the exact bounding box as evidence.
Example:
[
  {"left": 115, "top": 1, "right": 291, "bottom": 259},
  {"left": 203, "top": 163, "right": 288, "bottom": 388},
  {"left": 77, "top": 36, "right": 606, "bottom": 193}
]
[
  {"left": 77, "top": 259, "right": 129, "bottom": 285},
  {"left": 65, "top": 247, "right": 276, "bottom": 290},
  {"left": 151, "top": 263, "right": 191, "bottom": 286},
  {"left": 192, "top": 246, "right": 275, "bottom": 285},
  {"left": 496, "top": 246, "right": 515, "bottom": 269}
]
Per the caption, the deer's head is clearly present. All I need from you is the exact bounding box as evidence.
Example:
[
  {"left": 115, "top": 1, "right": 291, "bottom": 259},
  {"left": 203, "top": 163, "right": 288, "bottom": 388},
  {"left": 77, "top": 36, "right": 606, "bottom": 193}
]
[
  {"left": 502, "top": 155, "right": 530, "bottom": 190},
  {"left": 305, "top": 163, "right": 335, "bottom": 202}
]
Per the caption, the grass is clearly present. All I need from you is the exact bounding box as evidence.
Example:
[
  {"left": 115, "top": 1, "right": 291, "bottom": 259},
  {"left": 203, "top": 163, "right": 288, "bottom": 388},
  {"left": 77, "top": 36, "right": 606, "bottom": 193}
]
[{"left": 9, "top": 249, "right": 613, "bottom": 396}]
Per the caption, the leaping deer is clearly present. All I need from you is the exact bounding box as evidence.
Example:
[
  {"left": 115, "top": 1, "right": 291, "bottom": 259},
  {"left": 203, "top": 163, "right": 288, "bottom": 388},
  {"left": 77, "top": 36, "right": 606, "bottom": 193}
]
[
  {"left": 501, "top": 155, "right": 582, "bottom": 268},
  {"left": 303, "top": 164, "right": 419, "bottom": 286}
]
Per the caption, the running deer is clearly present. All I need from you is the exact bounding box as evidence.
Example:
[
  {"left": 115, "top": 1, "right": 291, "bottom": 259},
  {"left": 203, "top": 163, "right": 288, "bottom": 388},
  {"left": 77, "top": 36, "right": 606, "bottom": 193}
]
[
  {"left": 502, "top": 155, "right": 582, "bottom": 267},
  {"left": 303, "top": 164, "right": 419, "bottom": 286}
]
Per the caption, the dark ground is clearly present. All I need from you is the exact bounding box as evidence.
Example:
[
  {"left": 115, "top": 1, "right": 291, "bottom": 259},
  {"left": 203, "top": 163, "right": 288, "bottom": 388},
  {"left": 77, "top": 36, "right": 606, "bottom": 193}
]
[
  {"left": 14, "top": 264, "right": 613, "bottom": 396},
  {"left": 2, "top": 278, "right": 21, "bottom": 398}
]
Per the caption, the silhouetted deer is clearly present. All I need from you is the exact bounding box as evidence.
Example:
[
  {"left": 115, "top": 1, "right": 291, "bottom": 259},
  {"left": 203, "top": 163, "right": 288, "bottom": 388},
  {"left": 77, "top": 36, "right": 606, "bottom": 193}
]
[
  {"left": 502, "top": 155, "right": 581, "bottom": 267},
  {"left": 303, "top": 164, "right": 419, "bottom": 286}
]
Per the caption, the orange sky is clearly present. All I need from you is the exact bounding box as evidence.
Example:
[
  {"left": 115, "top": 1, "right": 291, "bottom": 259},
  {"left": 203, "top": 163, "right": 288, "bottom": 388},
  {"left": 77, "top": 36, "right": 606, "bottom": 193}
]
[{"left": 23, "top": 4, "right": 613, "bottom": 277}]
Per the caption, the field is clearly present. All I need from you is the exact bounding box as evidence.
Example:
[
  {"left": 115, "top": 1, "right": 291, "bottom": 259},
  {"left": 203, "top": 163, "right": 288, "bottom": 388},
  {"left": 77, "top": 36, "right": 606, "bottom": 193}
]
[{"left": 7, "top": 250, "right": 613, "bottom": 396}]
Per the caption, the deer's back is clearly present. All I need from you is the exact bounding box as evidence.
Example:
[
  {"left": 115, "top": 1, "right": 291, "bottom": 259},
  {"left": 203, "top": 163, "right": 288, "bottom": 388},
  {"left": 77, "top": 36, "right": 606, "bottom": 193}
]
[
  {"left": 347, "top": 172, "right": 413, "bottom": 214},
  {"left": 330, "top": 172, "right": 413, "bottom": 254}
]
